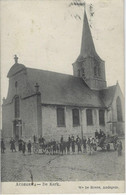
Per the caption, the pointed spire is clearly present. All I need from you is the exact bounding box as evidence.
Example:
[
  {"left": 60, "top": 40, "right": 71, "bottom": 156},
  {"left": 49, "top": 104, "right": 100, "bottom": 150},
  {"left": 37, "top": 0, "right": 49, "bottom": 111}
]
[{"left": 78, "top": 9, "right": 101, "bottom": 61}]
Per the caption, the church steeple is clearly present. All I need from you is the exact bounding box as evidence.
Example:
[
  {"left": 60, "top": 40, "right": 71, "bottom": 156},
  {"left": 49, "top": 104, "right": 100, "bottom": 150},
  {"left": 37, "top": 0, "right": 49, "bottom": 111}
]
[
  {"left": 79, "top": 11, "right": 101, "bottom": 61},
  {"left": 72, "top": 8, "right": 107, "bottom": 90}
]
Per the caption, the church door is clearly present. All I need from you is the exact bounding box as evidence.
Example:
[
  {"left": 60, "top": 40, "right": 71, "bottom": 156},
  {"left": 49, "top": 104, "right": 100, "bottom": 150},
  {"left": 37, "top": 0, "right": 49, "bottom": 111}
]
[{"left": 13, "top": 120, "right": 22, "bottom": 140}]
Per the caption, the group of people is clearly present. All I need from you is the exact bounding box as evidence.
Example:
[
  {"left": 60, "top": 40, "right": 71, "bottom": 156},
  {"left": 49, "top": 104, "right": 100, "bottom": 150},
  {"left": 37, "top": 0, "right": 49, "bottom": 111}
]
[
  {"left": 60, "top": 135, "right": 87, "bottom": 154},
  {"left": 95, "top": 129, "right": 106, "bottom": 139},
  {"left": 1, "top": 130, "right": 123, "bottom": 156},
  {"left": 0, "top": 138, "right": 32, "bottom": 155},
  {"left": 18, "top": 139, "right": 32, "bottom": 155}
]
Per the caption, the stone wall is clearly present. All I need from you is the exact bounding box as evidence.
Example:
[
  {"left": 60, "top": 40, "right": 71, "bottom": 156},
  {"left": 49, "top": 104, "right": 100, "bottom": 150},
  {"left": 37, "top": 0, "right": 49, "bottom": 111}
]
[
  {"left": 2, "top": 94, "right": 39, "bottom": 141},
  {"left": 2, "top": 103, "right": 14, "bottom": 140},
  {"left": 21, "top": 95, "right": 38, "bottom": 139},
  {"left": 42, "top": 105, "right": 107, "bottom": 141}
]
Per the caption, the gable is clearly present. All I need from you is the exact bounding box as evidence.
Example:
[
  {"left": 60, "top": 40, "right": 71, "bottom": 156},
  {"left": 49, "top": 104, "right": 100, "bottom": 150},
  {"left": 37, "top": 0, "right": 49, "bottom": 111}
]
[
  {"left": 5, "top": 68, "right": 34, "bottom": 104},
  {"left": 7, "top": 63, "right": 26, "bottom": 78}
]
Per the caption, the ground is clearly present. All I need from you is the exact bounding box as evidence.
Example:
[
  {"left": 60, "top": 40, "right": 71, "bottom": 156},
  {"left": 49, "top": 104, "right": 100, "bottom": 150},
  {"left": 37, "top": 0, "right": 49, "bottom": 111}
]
[{"left": 1, "top": 139, "right": 125, "bottom": 182}]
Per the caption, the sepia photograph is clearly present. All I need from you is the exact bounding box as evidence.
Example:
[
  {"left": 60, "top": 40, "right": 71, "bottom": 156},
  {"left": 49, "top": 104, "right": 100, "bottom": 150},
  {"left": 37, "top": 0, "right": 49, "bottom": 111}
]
[{"left": 0, "top": 0, "right": 125, "bottom": 194}]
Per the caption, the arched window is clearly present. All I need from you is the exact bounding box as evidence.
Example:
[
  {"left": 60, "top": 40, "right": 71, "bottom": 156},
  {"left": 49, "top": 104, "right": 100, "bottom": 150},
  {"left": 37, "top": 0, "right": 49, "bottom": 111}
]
[
  {"left": 94, "top": 59, "right": 100, "bottom": 77},
  {"left": 94, "top": 65, "right": 100, "bottom": 77},
  {"left": 15, "top": 96, "right": 20, "bottom": 118},
  {"left": 98, "top": 65, "right": 101, "bottom": 76},
  {"left": 116, "top": 97, "right": 123, "bottom": 122}
]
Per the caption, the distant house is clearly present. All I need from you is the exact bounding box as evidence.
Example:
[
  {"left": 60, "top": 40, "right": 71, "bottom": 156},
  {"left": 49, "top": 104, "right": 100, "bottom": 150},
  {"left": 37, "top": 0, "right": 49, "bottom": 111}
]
[{"left": 2, "top": 10, "right": 124, "bottom": 141}]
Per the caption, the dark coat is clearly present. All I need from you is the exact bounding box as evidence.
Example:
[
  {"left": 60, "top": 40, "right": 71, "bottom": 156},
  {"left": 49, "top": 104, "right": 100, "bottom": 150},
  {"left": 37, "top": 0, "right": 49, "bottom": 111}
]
[{"left": 22, "top": 143, "right": 26, "bottom": 153}]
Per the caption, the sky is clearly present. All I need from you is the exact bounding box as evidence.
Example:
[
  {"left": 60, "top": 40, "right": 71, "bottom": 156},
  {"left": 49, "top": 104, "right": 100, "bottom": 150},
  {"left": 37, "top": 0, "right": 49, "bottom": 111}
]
[{"left": 1, "top": 0, "right": 124, "bottom": 99}]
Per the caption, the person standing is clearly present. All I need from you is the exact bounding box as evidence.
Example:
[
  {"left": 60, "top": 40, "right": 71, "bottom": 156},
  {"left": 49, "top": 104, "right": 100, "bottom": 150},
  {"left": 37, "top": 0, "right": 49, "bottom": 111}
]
[
  {"left": 60, "top": 136, "right": 64, "bottom": 155},
  {"left": 22, "top": 141, "right": 26, "bottom": 155},
  {"left": 71, "top": 135, "right": 75, "bottom": 154},
  {"left": 27, "top": 140, "right": 32, "bottom": 154},
  {"left": 1, "top": 138, "right": 5, "bottom": 153},
  {"left": 95, "top": 130, "right": 99, "bottom": 139},
  {"left": 117, "top": 140, "right": 123, "bottom": 156},
  {"left": 10, "top": 138, "right": 16, "bottom": 152},
  {"left": 67, "top": 135, "right": 71, "bottom": 154},
  {"left": 52, "top": 140, "right": 57, "bottom": 155},
  {"left": 18, "top": 139, "right": 23, "bottom": 151},
  {"left": 33, "top": 135, "right": 36, "bottom": 143},
  {"left": 76, "top": 135, "right": 82, "bottom": 153},
  {"left": 82, "top": 136, "right": 87, "bottom": 153},
  {"left": 99, "top": 129, "right": 102, "bottom": 139},
  {"left": 60, "top": 135, "right": 63, "bottom": 143}
]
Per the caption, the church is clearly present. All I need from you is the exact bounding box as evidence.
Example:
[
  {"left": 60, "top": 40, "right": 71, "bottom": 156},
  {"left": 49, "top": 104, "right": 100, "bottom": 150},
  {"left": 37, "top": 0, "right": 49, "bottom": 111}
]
[{"left": 2, "top": 10, "right": 124, "bottom": 141}]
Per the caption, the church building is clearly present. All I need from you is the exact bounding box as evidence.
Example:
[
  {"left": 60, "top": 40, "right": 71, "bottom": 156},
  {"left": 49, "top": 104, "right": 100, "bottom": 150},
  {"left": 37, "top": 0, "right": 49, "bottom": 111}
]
[{"left": 2, "top": 10, "right": 124, "bottom": 141}]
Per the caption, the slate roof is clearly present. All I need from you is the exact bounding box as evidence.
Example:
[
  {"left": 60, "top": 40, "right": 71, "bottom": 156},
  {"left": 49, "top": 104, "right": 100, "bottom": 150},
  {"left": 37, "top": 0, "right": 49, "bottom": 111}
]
[
  {"left": 92, "top": 85, "right": 117, "bottom": 108},
  {"left": 76, "top": 11, "right": 103, "bottom": 62},
  {"left": 5, "top": 63, "right": 116, "bottom": 108},
  {"left": 99, "top": 85, "right": 117, "bottom": 107},
  {"left": 26, "top": 67, "right": 104, "bottom": 107}
]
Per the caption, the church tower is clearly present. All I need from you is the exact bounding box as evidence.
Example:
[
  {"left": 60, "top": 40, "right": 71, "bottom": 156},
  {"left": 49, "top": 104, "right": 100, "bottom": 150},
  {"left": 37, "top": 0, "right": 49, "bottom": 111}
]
[{"left": 72, "top": 9, "right": 107, "bottom": 90}]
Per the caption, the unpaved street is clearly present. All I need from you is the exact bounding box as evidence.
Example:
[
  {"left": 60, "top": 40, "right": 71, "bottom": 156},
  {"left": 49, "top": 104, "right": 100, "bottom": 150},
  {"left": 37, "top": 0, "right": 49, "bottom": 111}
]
[{"left": 1, "top": 140, "right": 125, "bottom": 182}]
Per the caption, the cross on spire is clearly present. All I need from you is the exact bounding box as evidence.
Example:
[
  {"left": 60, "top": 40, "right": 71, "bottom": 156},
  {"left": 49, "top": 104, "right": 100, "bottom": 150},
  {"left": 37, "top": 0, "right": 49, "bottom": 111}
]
[{"left": 14, "top": 55, "right": 18, "bottom": 64}]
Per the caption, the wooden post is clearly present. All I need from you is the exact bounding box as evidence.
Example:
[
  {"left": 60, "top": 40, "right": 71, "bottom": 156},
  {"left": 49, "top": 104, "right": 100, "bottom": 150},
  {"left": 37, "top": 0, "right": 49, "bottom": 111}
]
[{"left": 35, "top": 83, "right": 42, "bottom": 137}]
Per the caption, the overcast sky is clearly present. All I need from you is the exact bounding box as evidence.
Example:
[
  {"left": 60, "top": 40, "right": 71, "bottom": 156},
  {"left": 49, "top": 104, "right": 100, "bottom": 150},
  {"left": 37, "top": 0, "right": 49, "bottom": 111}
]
[{"left": 1, "top": 0, "right": 124, "bottom": 99}]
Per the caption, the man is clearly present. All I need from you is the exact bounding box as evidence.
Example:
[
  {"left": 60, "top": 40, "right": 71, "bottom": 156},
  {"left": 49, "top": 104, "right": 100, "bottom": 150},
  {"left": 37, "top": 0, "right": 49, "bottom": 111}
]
[
  {"left": 67, "top": 135, "right": 71, "bottom": 154},
  {"left": 60, "top": 136, "right": 64, "bottom": 155},
  {"left": 33, "top": 135, "right": 36, "bottom": 143},
  {"left": 22, "top": 141, "right": 26, "bottom": 155},
  {"left": 52, "top": 139, "right": 57, "bottom": 155},
  {"left": 117, "top": 140, "right": 123, "bottom": 156},
  {"left": 27, "top": 140, "right": 32, "bottom": 154},
  {"left": 18, "top": 139, "right": 23, "bottom": 151},
  {"left": 82, "top": 136, "right": 87, "bottom": 153},
  {"left": 60, "top": 135, "right": 63, "bottom": 143},
  {"left": 71, "top": 135, "right": 75, "bottom": 154},
  {"left": 99, "top": 129, "right": 102, "bottom": 139},
  {"left": 1, "top": 138, "right": 5, "bottom": 153},
  {"left": 39, "top": 136, "right": 42, "bottom": 144},
  {"left": 41, "top": 137, "right": 45, "bottom": 145},
  {"left": 10, "top": 138, "right": 16, "bottom": 152},
  {"left": 95, "top": 130, "right": 99, "bottom": 139},
  {"left": 76, "top": 135, "right": 82, "bottom": 153}
]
